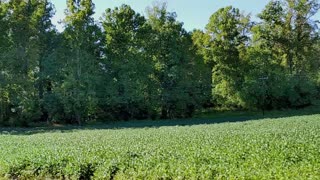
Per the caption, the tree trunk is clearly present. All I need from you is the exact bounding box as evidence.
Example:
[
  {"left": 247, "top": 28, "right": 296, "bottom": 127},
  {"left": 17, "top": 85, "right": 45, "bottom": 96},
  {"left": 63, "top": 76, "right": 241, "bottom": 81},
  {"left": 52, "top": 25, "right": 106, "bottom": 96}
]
[
  {"left": 161, "top": 105, "right": 168, "bottom": 119},
  {"left": 76, "top": 112, "right": 81, "bottom": 126}
]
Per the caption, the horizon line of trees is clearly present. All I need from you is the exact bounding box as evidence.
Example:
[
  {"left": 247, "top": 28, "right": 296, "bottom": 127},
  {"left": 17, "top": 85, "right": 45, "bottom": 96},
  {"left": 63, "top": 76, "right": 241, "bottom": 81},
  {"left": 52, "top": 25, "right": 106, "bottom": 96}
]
[{"left": 0, "top": 0, "right": 320, "bottom": 126}]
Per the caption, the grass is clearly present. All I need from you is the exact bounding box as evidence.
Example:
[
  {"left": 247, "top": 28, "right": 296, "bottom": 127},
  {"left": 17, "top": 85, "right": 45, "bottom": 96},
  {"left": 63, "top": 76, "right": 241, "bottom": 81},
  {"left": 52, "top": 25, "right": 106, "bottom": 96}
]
[{"left": 0, "top": 111, "right": 319, "bottom": 179}]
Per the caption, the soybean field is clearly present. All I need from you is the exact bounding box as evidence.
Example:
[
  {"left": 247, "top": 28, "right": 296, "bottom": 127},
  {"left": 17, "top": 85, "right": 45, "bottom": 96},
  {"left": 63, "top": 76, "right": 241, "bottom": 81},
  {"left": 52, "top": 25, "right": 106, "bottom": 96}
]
[{"left": 0, "top": 115, "right": 319, "bottom": 179}]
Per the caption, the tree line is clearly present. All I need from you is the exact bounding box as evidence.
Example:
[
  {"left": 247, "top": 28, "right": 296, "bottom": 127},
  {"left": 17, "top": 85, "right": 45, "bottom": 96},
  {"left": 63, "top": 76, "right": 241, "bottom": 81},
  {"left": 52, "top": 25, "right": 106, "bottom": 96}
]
[{"left": 0, "top": 0, "right": 319, "bottom": 126}]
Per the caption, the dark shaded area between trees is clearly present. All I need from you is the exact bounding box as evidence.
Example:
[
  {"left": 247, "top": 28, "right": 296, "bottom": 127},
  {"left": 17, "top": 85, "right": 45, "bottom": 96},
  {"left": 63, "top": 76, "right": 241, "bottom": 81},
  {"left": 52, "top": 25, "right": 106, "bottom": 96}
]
[
  {"left": 1, "top": 105, "right": 319, "bottom": 136},
  {"left": 0, "top": 0, "right": 320, "bottom": 126}
]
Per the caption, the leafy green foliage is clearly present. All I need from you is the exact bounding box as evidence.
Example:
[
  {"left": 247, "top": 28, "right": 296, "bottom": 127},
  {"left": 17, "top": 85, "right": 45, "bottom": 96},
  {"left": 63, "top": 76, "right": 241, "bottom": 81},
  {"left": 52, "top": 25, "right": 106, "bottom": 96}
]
[
  {"left": 146, "top": 3, "right": 209, "bottom": 118},
  {"left": 0, "top": 115, "right": 319, "bottom": 179},
  {"left": 198, "top": 6, "right": 251, "bottom": 107},
  {"left": 0, "top": 0, "right": 56, "bottom": 125},
  {"left": 254, "top": 0, "right": 320, "bottom": 74},
  {"left": 1, "top": 0, "right": 320, "bottom": 125},
  {"left": 55, "top": 0, "right": 102, "bottom": 124},
  {"left": 240, "top": 0, "right": 320, "bottom": 110},
  {"left": 100, "top": 5, "right": 156, "bottom": 120}
]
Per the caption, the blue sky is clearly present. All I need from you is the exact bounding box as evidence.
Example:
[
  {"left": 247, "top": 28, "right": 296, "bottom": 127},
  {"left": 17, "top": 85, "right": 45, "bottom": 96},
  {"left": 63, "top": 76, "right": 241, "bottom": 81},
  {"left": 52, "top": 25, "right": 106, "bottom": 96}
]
[{"left": 51, "top": 0, "right": 271, "bottom": 32}]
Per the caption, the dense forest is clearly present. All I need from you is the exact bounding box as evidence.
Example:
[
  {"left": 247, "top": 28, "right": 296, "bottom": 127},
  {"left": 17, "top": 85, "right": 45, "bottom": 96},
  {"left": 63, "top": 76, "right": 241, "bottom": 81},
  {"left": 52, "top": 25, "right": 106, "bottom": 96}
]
[{"left": 0, "top": 0, "right": 320, "bottom": 126}]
